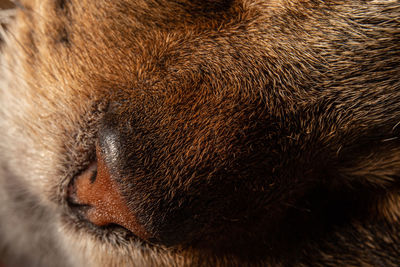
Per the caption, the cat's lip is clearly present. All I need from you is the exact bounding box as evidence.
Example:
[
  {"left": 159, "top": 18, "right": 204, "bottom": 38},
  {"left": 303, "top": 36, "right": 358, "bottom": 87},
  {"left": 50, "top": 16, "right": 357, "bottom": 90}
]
[{"left": 61, "top": 209, "right": 149, "bottom": 245}]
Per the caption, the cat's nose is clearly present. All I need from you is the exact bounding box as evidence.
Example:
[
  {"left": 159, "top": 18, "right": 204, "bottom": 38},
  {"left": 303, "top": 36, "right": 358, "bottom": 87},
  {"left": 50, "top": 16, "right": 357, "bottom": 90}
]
[{"left": 67, "top": 145, "right": 150, "bottom": 240}]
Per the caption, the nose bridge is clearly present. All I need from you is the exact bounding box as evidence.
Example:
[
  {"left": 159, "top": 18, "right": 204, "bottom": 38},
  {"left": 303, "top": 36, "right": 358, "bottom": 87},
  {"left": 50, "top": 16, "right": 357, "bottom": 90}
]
[
  {"left": 97, "top": 99, "right": 142, "bottom": 178},
  {"left": 98, "top": 114, "right": 124, "bottom": 175}
]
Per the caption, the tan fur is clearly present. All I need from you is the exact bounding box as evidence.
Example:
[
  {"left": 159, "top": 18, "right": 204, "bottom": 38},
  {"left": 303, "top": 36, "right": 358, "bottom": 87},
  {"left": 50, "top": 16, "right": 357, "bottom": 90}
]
[{"left": 0, "top": 0, "right": 399, "bottom": 266}]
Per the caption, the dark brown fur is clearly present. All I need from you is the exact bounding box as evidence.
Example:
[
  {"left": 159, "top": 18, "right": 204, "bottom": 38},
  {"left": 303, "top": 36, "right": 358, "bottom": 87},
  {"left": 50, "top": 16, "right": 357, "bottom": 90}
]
[{"left": 0, "top": 0, "right": 399, "bottom": 266}]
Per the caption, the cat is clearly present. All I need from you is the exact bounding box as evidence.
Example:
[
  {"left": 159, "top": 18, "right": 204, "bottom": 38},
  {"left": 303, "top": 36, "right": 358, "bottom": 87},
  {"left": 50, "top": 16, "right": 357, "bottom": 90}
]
[{"left": 0, "top": 0, "right": 399, "bottom": 266}]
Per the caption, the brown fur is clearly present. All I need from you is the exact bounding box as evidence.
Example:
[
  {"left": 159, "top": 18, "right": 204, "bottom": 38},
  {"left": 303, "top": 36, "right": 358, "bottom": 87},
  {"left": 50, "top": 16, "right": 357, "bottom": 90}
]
[{"left": 0, "top": 0, "right": 399, "bottom": 266}]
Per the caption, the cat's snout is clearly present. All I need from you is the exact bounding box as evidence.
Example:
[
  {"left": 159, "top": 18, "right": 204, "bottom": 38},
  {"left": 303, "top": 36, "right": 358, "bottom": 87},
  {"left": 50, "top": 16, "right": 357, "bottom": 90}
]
[{"left": 67, "top": 145, "right": 150, "bottom": 241}]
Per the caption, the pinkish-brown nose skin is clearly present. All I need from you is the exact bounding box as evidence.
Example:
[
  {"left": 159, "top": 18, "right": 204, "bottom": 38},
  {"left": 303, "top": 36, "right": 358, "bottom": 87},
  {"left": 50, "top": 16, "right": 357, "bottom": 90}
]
[{"left": 68, "top": 146, "right": 150, "bottom": 240}]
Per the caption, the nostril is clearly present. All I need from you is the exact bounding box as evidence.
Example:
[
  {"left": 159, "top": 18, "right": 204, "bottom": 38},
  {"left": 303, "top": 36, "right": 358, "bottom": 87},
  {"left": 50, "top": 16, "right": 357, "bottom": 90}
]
[
  {"left": 67, "top": 145, "right": 151, "bottom": 241},
  {"left": 67, "top": 162, "right": 97, "bottom": 206}
]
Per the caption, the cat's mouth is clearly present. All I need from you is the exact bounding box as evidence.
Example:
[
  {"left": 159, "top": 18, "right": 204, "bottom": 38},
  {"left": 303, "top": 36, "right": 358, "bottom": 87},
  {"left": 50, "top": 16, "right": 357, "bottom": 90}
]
[{"left": 66, "top": 145, "right": 152, "bottom": 244}]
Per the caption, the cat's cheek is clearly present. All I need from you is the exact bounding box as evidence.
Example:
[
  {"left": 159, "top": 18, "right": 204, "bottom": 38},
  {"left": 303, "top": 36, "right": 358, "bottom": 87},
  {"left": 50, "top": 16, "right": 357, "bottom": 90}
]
[
  {"left": 0, "top": 20, "right": 74, "bottom": 209},
  {"left": 0, "top": 59, "right": 57, "bottom": 208}
]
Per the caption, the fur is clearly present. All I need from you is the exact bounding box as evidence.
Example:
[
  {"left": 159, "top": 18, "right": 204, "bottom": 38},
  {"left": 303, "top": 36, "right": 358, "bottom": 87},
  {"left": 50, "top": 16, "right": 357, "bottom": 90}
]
[{"left": 0, "top": 0, "right": 399, "bottom": 266}]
